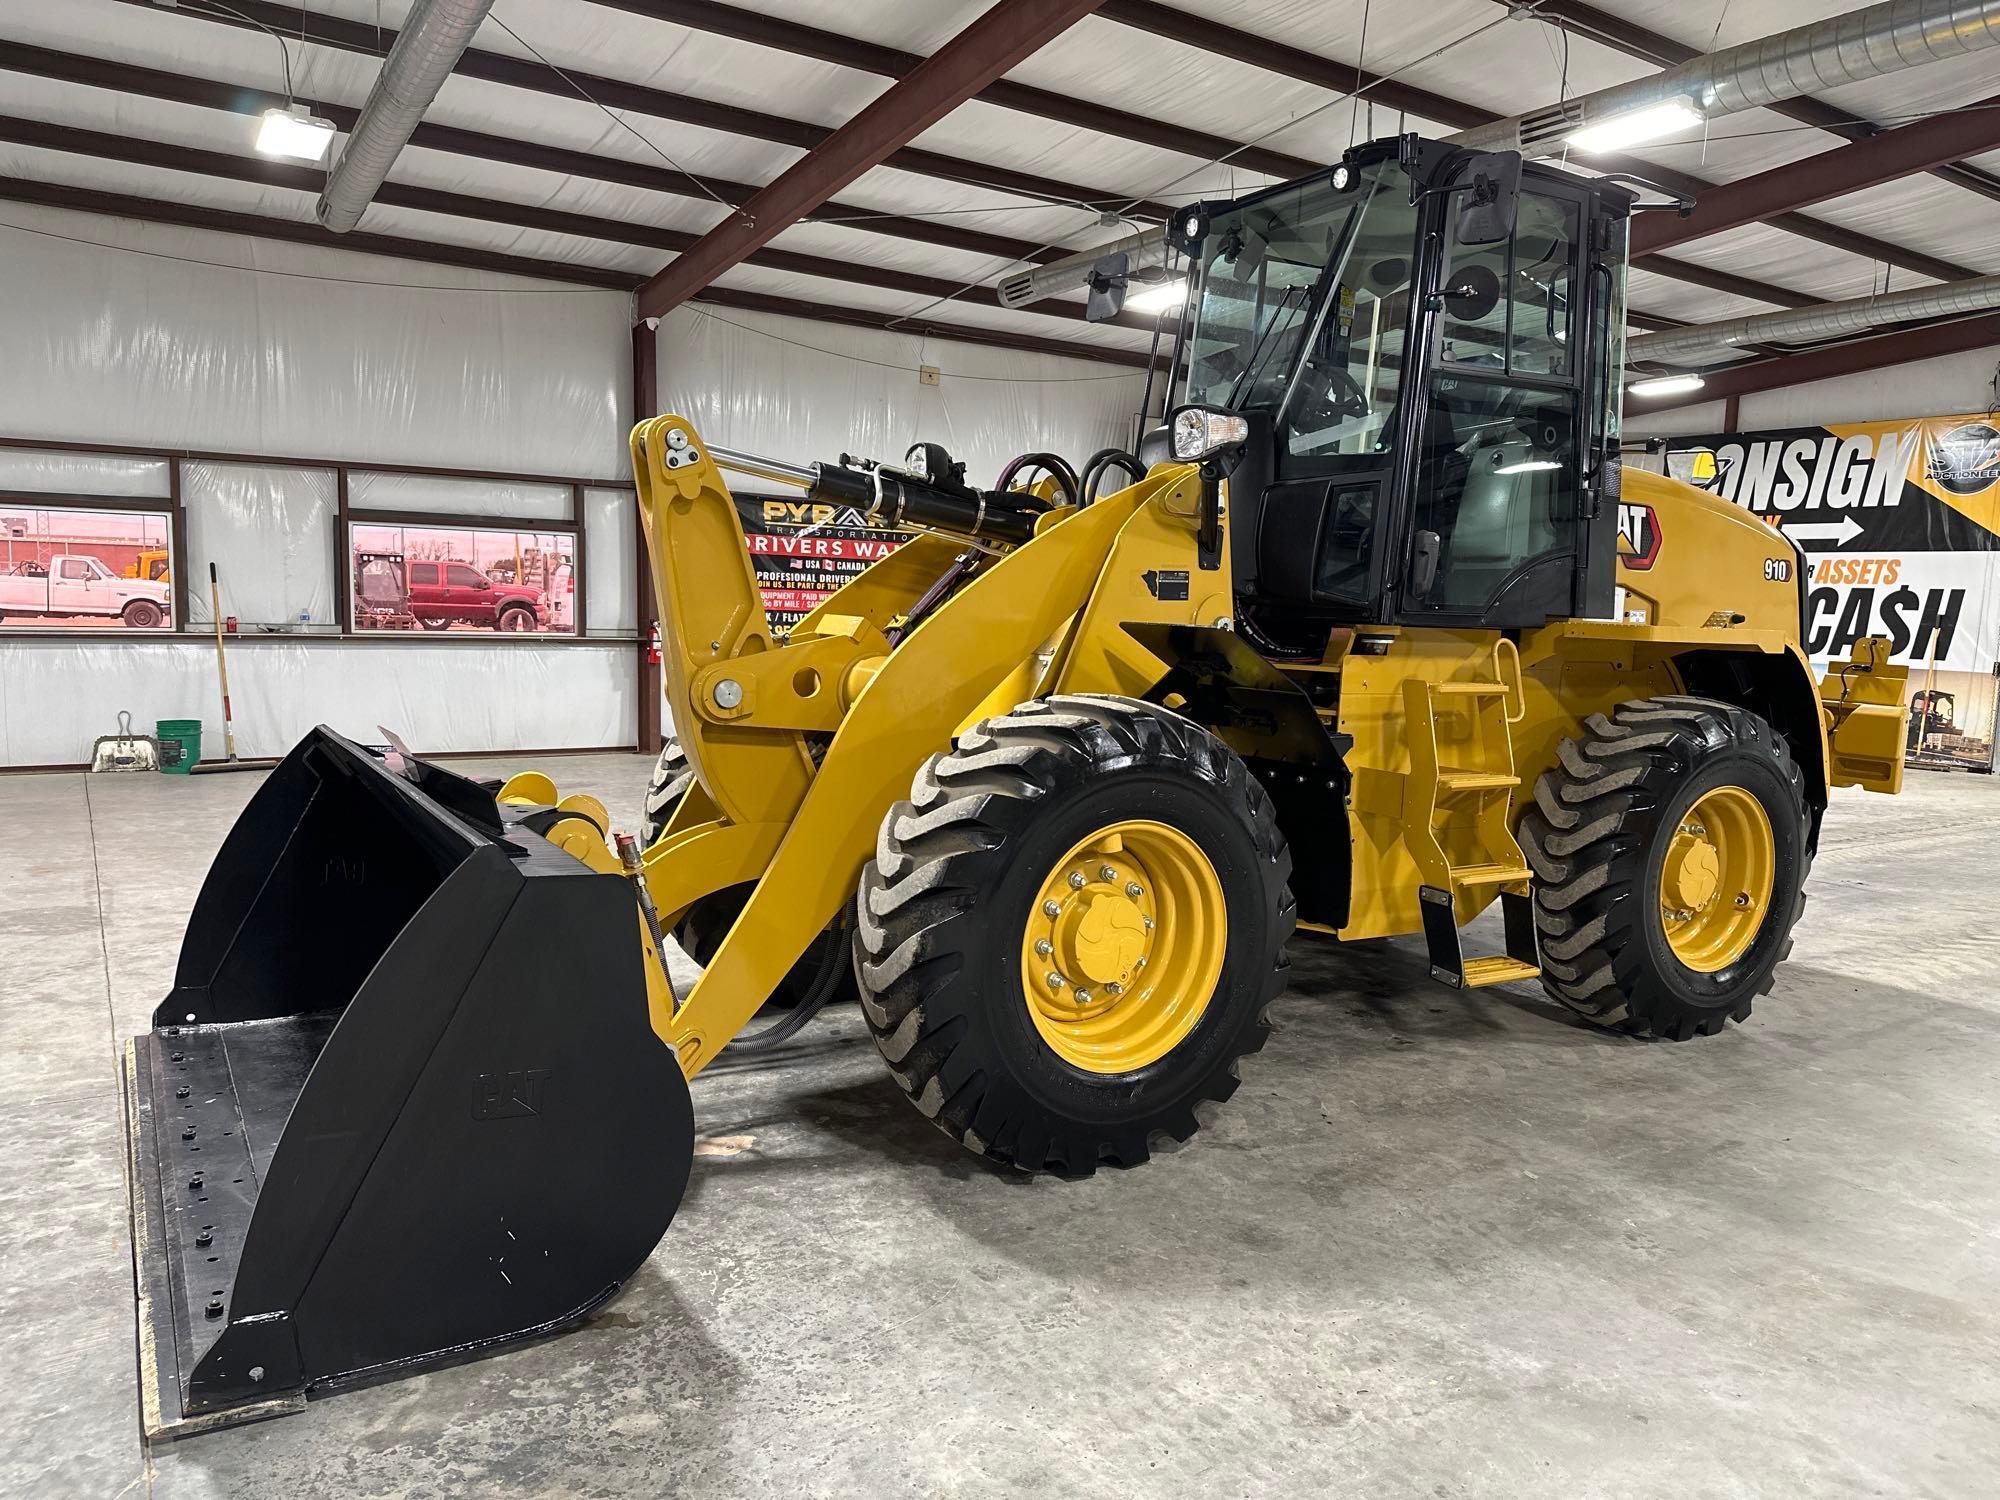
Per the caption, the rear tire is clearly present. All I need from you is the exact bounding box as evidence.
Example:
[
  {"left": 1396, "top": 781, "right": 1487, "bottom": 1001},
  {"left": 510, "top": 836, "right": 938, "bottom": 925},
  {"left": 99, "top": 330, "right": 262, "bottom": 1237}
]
[
  {"left": 1519, "top": 696, "right": 1810, "bottom": 1040},
  {"left": 418, "top": 616, "right": 452, "bottom": 631},
  {"left": 854, "top": 695, "right": 1294, "bottom": 1175}
]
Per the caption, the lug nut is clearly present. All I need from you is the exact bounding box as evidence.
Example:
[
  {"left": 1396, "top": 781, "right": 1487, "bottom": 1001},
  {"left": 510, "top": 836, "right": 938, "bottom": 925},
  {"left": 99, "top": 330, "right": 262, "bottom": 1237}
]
[
  {"left": 1105, "top": 982, "right": 1123, "bottom": 996},
  {"left": 1125, "top": 882, "right": 1143, "bottom": 899},
  {"left": 1068, "top": 872, "right": 1086, "bottom": 890},
  {"left": 1074, "top": 989, "right": 1092, "bottom": 1005},
  {"left": 1134, "top": 956, "right": 1147, "bottom": 969},
  {"left": 1035, "top": 939, "right": 1053, "bottom": 957},
  {"left": 169, "top": 1052, "right": 184, "bottom": 1063},
  {"left": 1046, "top": 972, "right": 1065, "bottom": 990},
  {"left": 1043, "top": 900, "right": 1062, "bottom": 918},
  {"left": 188, "top": 1174, "right": 204, "bottom": 1190},
  {"left": 1143, "top": 917, "right": 1155, "bottom": 932},
  {"left": 182, "top": 1126, "right": 197, "bottom": 1140},
  {"left": 1734, "top": 892, "right": 1751, "bottom": 907},
  {"left": 175, "top": 1086, "right": 190, "bottom": 1099},
  {"left": 205, "top": 1299, "right": 225, "bottom": 1319},
  {"left": 1098, "top": 865, "right": 1118, "bottom": 882},
  {"left": 195, "top": 1229, "right": 213, "bottom": 1247}
]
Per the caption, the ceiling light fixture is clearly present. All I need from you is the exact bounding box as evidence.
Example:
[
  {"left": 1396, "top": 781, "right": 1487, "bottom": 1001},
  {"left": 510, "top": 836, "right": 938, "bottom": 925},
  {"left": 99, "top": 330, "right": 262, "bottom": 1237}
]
[
  {"left": 256, "top": 103, "right": 336, "bottom": 162},
  {"left": 1628, "top": 372, "right": 1707, "bottom": 399},
  {"left": 1126, "top": 278, "right": 1189, "bottom": 315},
  {"left": 1566, "top": 97, "right": 1704, "bottom": 155}
]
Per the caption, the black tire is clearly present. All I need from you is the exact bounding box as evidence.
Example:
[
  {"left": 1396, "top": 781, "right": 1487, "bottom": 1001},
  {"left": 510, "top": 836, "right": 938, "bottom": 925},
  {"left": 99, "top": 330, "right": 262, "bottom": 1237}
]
[
  {"left": 417, "top": 616, "right": 452, "bottom": 631},
  {"left": 122, "top": 599, "right": 163, "bottom": 628},
  {"left": 639, "top": 737, "right": 853, "bottom": 1009},
  {"left": 854, "top": 694, "right": 1294, "bottom": 1175},
  {"left": 497, "top": 605, "right": 536, "bottom": 633},
  {"left": 640, "top": 739, "right": 694, "bottom": 849},
  {"left": 1519, "top": 695, "right": 1811, "bottom": 1041}
]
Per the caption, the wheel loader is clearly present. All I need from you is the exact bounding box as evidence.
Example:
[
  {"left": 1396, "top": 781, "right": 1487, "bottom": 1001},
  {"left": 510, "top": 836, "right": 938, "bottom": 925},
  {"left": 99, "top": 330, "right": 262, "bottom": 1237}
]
[{"left": 124, "top": 133, "right": 1912, "bottom": 1433}]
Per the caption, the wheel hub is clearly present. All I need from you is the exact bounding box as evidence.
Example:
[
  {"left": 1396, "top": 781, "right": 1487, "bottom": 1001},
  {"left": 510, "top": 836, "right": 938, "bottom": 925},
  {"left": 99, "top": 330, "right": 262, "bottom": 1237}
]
[
  {"left": 1659, "top": 786, "right": 1776, "bottom": 973},
  {"left": 1020, "top": 820, "right": 1224, "bottom": 1073}
]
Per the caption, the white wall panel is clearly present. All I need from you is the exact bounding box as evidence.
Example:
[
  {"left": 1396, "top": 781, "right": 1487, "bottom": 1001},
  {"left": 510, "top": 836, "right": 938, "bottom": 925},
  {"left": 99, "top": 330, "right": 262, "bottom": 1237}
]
[
  {"left": 584, "top": 488, "right": 637, "bottom": 637},
  {"left": 0, "top": 202, "right": 631, "bottom": 478},
  {"left": 0, "top": 640, "right": 632, "bottom": 766},
  {"left": 183, "top": 462, "right": 337, "bottom": 628},
  {"left": 656, "top": 305, "right": 1150, "bottom": 487},
  {"left": 0, "top": 449, "right": 169, "bottom": 497}
]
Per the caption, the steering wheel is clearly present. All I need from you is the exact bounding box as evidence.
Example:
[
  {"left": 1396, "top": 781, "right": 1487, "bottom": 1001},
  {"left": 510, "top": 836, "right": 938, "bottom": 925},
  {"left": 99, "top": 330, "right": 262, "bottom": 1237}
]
[{"left": 1293, "top": 366, "right": 1370, "bottom": 429}]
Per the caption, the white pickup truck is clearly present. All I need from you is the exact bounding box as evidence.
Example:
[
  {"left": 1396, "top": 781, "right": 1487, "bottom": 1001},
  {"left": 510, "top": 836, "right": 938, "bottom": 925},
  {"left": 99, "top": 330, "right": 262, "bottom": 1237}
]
[{"left": 0, "top": 554, "right": 172, "bottom": 627}]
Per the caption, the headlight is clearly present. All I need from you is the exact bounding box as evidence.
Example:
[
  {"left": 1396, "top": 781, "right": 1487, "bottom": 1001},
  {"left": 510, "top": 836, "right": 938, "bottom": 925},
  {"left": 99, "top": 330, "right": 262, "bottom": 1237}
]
[
  {"left": 1331, "top": 163, "right": 1355, "bottom": 191},
  {"left": 1170, "top": 405, "right": 1251, "bottom": 463}
]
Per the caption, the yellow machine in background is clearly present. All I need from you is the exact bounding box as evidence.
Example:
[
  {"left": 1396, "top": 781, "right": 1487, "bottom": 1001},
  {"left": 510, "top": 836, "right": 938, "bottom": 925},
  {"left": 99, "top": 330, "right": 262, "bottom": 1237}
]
[{"left": 125, "top": 133, "right": 1908, "bottom": 1432}]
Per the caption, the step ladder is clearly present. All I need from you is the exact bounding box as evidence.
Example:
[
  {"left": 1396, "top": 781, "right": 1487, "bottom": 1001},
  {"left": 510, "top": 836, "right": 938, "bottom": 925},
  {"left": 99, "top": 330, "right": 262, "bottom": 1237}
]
[{"left": 1403, "top": 662, "right": 1540, "bottom": 990}]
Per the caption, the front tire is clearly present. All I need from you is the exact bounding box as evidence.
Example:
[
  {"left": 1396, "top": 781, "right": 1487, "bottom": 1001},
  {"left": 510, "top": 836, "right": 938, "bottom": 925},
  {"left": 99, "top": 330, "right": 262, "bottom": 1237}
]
[
  {"left": 497, "top": 605, "right": 536, "bottom": 632},
  {"left": 854, "top": 695, "right": 1294, "bottom": 1175},
  {"left": 1520, "top": 696, "right": 1810, "bottom": 1040},
  {"left": 122, "top": 599, "right": 163, "bottom": 628}
]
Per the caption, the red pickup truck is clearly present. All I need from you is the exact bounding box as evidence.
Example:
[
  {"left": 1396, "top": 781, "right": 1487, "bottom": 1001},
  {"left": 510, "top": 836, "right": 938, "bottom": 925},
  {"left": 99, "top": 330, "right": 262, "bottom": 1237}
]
[{"left": 407, "top": 560, "right": 541, "bottom": 632}]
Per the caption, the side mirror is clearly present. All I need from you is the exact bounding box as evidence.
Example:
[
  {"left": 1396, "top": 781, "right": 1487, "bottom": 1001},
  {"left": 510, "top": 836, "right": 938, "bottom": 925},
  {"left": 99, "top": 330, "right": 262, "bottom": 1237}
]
[
  {"left": 1454, "top": 150, "right": 1522, "bottom": 247},
  {"left": 1085, "top": 251, "right": 1129, "bottom": 324}
]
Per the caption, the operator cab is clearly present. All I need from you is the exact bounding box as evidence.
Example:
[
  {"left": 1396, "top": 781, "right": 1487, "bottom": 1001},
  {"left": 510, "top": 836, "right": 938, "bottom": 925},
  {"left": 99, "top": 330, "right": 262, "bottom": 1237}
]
[{"left": 1149, "top": 135, "right": 1635, "bottom": 650}]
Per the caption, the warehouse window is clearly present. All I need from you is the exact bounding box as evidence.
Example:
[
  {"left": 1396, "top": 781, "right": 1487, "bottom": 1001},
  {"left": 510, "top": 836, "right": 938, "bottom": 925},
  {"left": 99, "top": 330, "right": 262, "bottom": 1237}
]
[
  {"left": 0, "top": 502, "right": 175, "bottom": 631},
  {"left": 348, "top": 521, "right": 578, "bottom": 635}
]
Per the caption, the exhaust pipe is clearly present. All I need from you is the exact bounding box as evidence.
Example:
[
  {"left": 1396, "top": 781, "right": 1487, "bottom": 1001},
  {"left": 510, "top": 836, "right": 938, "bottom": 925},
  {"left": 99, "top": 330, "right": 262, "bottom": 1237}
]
[
  {"left": 318, "top": 0, "right": 498, "bottom": 233},
  {"left": 1627, "top": 271, "right": 2000, "bottom": 367},
  {"left": 1455, "top": 0, "right": 2000, "bottom": 157}
]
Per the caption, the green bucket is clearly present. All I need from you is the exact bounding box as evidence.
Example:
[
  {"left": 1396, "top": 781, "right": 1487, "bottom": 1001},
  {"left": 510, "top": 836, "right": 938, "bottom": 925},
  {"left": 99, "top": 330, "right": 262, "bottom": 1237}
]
[{"left": 157, "top": 718, "right": 202, "bottom": 775}]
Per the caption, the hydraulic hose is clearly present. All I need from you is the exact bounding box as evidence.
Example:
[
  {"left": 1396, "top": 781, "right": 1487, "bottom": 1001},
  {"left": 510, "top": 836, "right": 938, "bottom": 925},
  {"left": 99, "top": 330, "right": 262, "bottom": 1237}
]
[
  {"left": 1080, "top": 448, "right": 1145, "bottom": 504},
  {"left": 994, "top": 451, "right": 1080, "bottom": 508},
  {"left": 723, "top": 911, "right": 853, "bottom": 1053}
]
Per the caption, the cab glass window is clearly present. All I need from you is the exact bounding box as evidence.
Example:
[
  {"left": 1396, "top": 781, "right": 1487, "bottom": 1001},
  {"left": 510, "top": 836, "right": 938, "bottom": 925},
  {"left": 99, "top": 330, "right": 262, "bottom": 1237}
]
[{"left": 1439, "top": 190, "right": 1577, "bottom": 380}]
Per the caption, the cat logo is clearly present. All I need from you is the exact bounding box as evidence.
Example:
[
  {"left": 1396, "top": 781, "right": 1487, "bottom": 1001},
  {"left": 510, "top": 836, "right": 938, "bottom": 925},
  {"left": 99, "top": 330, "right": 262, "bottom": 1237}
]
[{"left": 1616, "top": 502, "right": 1661, "bottom": 571}]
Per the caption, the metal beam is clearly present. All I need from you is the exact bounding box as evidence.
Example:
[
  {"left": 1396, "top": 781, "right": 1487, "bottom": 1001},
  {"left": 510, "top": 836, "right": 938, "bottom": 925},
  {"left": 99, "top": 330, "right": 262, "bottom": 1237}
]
[
  {"left": 591, "top": 0, "right": 1314, "bottom": 179},
  {"left": 1090, "top": 0, "right": 1981, "bottom": 285},
  {"left": 0, "top": 44, "right": 1086, "bottom": 268},
  {"left": 0, "top": 113, "right": 1157, "bottom": 334},
  {"left": 109, "top": 0, "right": 1173, "bottom": 219},
  {"left": 1631, "top": 254, "right": 1820, "bottom": 310},
  {"left": 1504, "top": 0, "right": 2000, "bottom": 205},
  {"left": 0, "top": 174, "right": 640, "bottom": 289},
  {"left": 128, "top": 0, "right": 1856, "bottom": 311},
  {"left": 688, "top": 286, "right": 1154, "bottom": 368},
  {"left": 634, "top": 0, "right": 1111, "bottom": 320},
  {"left": 1631, "top": 93, "right": 2000, "bottom": 257},
  {"left": 1625, "top": 311, "right": 2000, "bottom": 411}
]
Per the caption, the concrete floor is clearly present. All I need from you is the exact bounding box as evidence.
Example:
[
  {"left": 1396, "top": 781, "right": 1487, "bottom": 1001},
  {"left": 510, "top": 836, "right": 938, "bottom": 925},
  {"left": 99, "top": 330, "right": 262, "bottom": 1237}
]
[{"left": 3, "top": 752, "right": 1997, "bottom": 1498}]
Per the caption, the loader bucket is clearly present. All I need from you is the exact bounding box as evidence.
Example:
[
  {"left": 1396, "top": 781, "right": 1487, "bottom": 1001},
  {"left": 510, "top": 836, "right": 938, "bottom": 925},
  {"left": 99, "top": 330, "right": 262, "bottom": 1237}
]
[{"left": 124, "top": 726, "right": 694, "bottom": 1436}]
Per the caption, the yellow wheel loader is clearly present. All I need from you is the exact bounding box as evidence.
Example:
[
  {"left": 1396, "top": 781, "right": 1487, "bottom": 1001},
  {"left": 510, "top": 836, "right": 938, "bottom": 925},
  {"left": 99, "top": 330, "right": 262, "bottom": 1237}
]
[{"left": 124, "top": 134, "right": 1911, "bottom": 1433}]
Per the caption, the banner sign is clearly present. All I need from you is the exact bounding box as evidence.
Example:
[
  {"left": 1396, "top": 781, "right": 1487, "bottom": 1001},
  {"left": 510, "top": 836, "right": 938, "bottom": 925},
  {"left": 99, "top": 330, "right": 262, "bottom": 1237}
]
[
  {"left": 1665, "top": 415, "right": 2000, "bottom": 674},
  {"left": 733, "top": 492, "right": 907, "bottom": 633}
]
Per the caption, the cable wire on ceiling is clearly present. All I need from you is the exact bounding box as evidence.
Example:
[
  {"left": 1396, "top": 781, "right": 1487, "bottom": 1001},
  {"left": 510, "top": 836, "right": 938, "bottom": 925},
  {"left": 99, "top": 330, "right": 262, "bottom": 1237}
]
[
  {"left": 683, "top": 306, "right": 1145, "bottom": 383},
  {"left": 483, "top": 7, "right": 739, "bottom": 215}
]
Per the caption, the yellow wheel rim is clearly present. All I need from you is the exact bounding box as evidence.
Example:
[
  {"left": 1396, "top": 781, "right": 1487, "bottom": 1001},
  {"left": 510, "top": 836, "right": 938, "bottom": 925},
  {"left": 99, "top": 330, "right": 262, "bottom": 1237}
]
[
  {"left": 1019, "top": 819, "right": 1226, "bottom": 1075},
  {"left": 1660, "top": 786, "right": 1775, "bottom": 973}
]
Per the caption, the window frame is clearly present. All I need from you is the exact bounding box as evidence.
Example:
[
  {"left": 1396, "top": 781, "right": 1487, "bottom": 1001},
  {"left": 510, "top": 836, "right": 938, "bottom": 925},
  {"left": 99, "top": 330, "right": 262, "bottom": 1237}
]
[{"left": 0, "top": 488, "right": 185, "bottom": 633}]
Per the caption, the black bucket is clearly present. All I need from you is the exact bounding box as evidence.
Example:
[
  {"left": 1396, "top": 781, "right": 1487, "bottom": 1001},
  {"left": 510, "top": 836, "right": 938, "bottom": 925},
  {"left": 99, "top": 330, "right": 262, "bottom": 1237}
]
[{"left": 125, "top": 727, "right": 693, "bottom": 1436}]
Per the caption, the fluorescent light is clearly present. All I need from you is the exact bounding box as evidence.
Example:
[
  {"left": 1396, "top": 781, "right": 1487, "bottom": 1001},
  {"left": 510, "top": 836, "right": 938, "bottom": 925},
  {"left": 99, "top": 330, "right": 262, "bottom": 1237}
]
[
  {"left": 1126, "top": 277, "right": 1189, "bottom": 315},
  {"left": 256, "top": 105, "right": 336, "bottom": 162},
  {"left": 1566, "top": 97, "right": 1704, "bottom": 154},
  {"left": 1495, "top": 458, "right": 1562, "bottom": 475},
  {"left": 1628, "top": 372, "right": 1706, "bottom": 399}
]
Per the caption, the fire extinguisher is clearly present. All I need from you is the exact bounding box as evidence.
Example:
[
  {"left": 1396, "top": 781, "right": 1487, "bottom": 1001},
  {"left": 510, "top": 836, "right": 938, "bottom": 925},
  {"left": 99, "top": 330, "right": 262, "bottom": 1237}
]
[{"left": 646, "top": 621, "right": 662, "bottom": 665}]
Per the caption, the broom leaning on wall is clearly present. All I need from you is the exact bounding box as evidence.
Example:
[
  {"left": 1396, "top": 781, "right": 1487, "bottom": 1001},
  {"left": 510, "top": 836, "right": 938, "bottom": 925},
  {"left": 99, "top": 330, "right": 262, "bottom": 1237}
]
[{"left": 189, "top": 562, "right": 279, "bottom": 775}]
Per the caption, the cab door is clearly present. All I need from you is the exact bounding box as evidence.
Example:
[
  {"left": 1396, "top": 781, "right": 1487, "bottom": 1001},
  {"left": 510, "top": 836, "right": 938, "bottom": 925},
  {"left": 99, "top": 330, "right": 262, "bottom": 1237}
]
[
  {"left": 1398, "top": 180, "right": 1593, "bottom": 629},
  {"left": 51, "top": 555, "right": 108, "bottom": 616}
]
